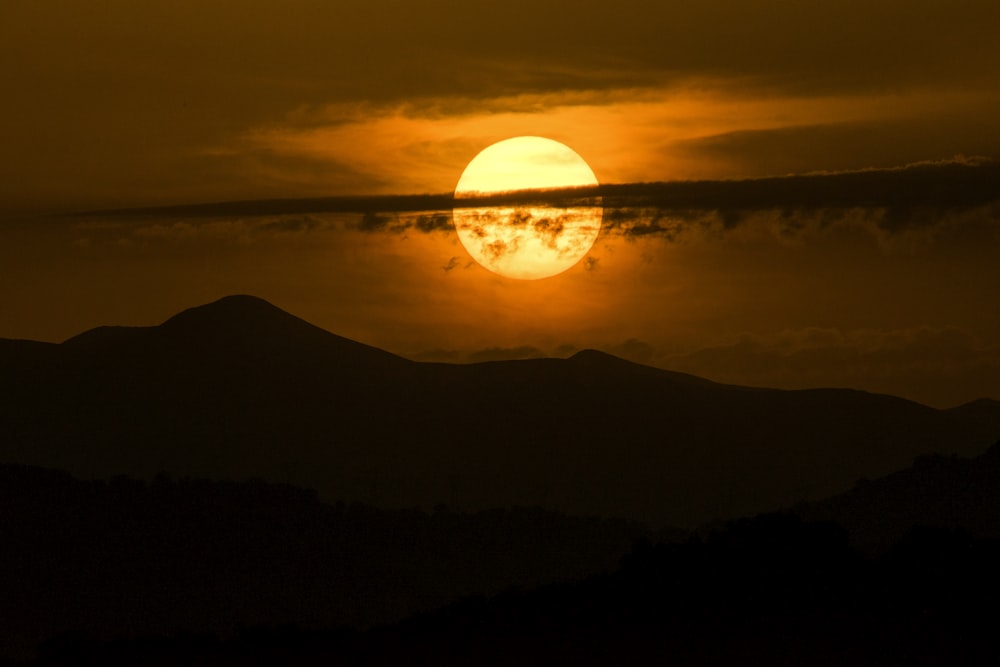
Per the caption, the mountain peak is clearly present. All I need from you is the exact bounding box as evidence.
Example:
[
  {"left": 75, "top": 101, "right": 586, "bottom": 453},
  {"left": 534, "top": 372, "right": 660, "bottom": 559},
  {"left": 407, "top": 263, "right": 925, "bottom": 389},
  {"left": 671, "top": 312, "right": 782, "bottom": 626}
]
[
  {"left": 156, "top": 294, "right": 407, "bottom": 365},
  {"left": 568, "top": 349, "right": 626, "bottom": 364},
  {"left": 158, "top": 294, "right": 335, "bottom": 344},
  {"left": 161, "top": 295, "right": 288, "bottom": 328},
  {"left": 211, "top": 294, "right": 273, "bottom": 308}
]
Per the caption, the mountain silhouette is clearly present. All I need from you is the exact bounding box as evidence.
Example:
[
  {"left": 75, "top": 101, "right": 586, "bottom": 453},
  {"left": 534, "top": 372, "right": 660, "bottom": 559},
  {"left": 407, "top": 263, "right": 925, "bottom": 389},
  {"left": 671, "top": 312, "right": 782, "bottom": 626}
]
[
  {"left": 795, "top": 439, "right": 1000, "bottom": 553},
  {"left": 62, "top": 294, "right": 407, "bottom": 368},
  {"left": 2, "top": 295, "right": 999, "bottom": 528}
]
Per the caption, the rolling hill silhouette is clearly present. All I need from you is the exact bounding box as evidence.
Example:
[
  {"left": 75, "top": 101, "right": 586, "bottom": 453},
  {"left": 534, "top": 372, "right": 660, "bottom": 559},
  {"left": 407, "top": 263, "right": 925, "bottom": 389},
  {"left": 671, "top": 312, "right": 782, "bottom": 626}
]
[
  {"left": 796, "top": 439, "right": 1000, "bottom": 553},
  {"left": 0, "top": 464, "right": 656, "bottom": 662},
  {"left": 2, "top": 295, "right": 999, "bottom": 528},
  {"left": 14, "top": 486, "right": 999, "bottom": 665}
]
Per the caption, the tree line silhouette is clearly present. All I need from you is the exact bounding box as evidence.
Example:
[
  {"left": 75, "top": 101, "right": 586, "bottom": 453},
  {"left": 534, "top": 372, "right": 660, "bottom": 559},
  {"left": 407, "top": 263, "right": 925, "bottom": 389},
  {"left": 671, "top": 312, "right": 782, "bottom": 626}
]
[
  {"left": 4, "top": 440, "right": 1000, "bottom": 664},
  {"left": 23, "top": 515, "right": 1000, "bottom": 666},
  {"left": 0, "top": 464, "right": 654, "bottom": 663}
]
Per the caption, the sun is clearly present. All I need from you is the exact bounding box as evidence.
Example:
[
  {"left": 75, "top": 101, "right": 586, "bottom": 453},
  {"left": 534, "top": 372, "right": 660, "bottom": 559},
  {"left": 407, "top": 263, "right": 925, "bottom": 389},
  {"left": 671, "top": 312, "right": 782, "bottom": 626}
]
[{"left": 452, "top": 137, "right": 603, "bottom": 280}]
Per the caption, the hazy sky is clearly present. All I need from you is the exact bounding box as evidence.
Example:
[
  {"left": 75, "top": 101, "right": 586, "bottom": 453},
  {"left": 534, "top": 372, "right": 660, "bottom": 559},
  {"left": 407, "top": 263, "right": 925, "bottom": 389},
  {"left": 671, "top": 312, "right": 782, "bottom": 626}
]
[{"left": 3, "top": 1, "right": 999, "bottom": 407}]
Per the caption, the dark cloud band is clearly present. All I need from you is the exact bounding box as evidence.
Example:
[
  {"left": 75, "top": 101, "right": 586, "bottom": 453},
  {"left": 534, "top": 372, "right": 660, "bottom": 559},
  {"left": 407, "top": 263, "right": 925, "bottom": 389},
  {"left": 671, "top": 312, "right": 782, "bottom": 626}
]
[{"left": 80, "top": 159, "right": 1000, "bottom": 238}]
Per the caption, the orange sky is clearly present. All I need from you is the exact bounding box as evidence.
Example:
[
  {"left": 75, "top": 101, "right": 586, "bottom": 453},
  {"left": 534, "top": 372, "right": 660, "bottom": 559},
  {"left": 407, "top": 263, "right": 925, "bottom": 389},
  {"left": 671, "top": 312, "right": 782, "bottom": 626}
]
[
  {"left": 4, "top": 1, "right": 1000, "bottom": 212},
  {"left": 2, "top": 1, "right": 1000, "bottom": 408}
]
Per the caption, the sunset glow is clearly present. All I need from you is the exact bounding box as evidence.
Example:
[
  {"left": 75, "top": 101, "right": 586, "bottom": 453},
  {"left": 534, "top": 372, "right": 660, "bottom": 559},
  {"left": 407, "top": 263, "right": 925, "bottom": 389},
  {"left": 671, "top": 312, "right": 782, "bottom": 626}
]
[
  {"left": 453, "top": 137, "right": 602, "bottom": 280},
  {"left": 4, "top": 3, "right": 1000, "bottom": 661},
  {"left": 2, "top": 0, "right": 999, "bottom": 407}
]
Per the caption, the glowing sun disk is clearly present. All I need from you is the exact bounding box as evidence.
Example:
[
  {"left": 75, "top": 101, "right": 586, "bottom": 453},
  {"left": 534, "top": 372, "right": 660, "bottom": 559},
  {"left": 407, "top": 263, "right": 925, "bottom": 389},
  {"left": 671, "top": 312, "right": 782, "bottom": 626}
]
[{"left": 453, "top": 136, "right": 602, "bottom": 280}]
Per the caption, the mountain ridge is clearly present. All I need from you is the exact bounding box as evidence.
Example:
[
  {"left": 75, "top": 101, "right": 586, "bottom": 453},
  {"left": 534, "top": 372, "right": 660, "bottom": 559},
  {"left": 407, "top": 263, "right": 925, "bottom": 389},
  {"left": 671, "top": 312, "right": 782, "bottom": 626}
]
[
  {"left": 2, "top": 295, "right": 998, "bottom": 528},
  {"left": 2, "top": 295, "right": 995, "bottom": 409},
  {"left": 58, "top": 294, "right": 410, "bottom": 367}
]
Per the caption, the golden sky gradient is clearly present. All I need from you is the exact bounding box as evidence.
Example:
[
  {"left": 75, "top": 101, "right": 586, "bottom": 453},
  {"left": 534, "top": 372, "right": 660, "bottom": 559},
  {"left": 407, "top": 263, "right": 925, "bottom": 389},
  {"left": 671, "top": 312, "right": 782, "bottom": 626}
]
[
  {"left": 2, "top": 1, "right": 1000, "bottom": 408},
  {"left": 5, "top": 1, "right": 1000, "bottom": 211}
]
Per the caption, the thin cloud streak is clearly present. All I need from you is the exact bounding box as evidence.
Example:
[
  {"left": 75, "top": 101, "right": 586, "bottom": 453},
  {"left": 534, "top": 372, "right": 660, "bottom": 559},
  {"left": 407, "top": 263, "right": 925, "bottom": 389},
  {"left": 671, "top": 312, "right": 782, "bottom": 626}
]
[{"left": 81, "top": 159, "right": 1000, "bottom": 241}]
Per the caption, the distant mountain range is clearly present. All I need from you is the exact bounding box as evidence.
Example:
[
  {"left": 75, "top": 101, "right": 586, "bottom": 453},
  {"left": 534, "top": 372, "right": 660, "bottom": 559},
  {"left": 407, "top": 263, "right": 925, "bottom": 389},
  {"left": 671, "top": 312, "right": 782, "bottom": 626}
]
[{"left": 2, "top": 295, "right": 999, "bottom": 528}]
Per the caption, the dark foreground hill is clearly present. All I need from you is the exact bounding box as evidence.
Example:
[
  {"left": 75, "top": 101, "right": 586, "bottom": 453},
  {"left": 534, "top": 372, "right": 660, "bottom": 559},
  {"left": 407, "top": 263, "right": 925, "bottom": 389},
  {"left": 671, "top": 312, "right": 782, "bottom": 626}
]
[
  {"left": 22, "top": 510, "right": 1000, "bottom": 666},
  {"left": 796, "top": 439, "right": 1000, "bottom": 553},
  {"left": 2, "top": 295, "right": 999, "bottom": 528},
  {"left": 0, "top": 464, "right": 655, "bottom": 662},
  {"left": 5, "top": 463, "right": 1000, "bottom": 665}
]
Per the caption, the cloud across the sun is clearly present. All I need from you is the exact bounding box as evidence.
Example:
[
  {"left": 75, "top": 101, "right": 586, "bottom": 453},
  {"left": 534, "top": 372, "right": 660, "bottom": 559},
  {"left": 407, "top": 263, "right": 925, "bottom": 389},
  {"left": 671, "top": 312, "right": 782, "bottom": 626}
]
[{"left": 86, "top": 158, "right": 1000, "bottom": 243}]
